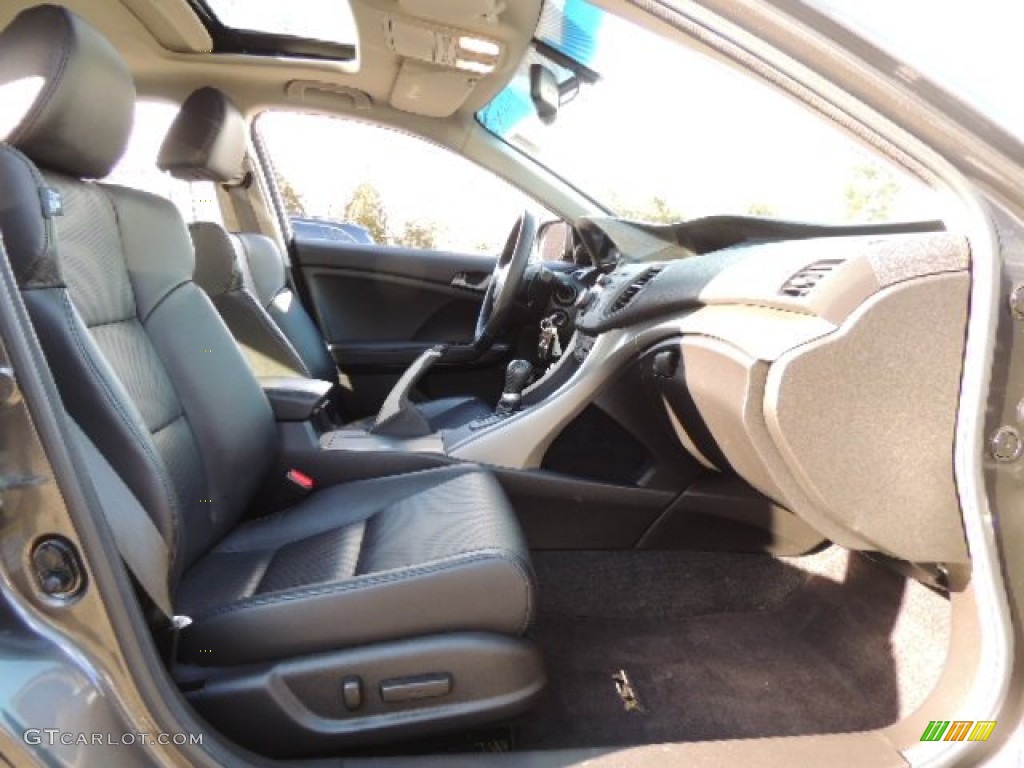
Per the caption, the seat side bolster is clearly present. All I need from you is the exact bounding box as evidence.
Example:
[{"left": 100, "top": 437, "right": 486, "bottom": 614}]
[
  {"left": 180, "top": 552, "right": 533, "bottom": 665},
  {"left": 22, "top": 287, "right": 183, "bottom": 564},
  {"left": 0, "top": 145, "right": 59, "bottom": 288}
]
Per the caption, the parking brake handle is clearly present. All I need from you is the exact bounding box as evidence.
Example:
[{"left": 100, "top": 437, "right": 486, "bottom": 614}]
[{"left": 369, "top": 345, "right": 447, "bottom": 438}]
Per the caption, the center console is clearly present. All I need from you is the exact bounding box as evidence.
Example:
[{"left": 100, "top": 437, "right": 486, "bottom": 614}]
[
  {"left": 265, "top": 258, "right": 665, "bottom": 476},
  {"left": 261, "top": 376, "right": 338, "bottom": 428},
  {"left": 264, "top": 379, "right": 455, "bottom": 493}
]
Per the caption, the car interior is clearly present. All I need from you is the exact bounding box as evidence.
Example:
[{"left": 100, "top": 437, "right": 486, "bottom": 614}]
[{"left": 0, "top": 1, "right": 996, "bottom": 766}]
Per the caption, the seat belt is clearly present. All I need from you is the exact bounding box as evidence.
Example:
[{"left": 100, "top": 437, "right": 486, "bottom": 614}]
[
  {"left": 220, "top": 152, "right": 272, "bottom": 235},
  {"left": 67, "top": 420, "right": 191, "bottom": 651},
  {"left": 222, "top": 176, "right": 261, "bottom": 233}
]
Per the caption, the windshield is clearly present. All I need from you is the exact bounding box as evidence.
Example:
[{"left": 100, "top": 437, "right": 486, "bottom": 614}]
[
  {"left": 478, "top": 0, "right": 938, "bottom": 226},
  {"left": 806, "top": 0, "right": 1024, "bottom": 139}
]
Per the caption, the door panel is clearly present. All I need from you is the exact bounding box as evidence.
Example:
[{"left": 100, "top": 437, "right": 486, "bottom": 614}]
[
  {"left": 258, "top": 111, "right": 543, "bottom": 419},
  {"left": 305, "top": 268, "right": 482, "bottom": 351},
  {"left": 297, "top": 239, "right": 496, "bottom": 283},
  {"left": 292, "top": 237, "right": 509, "bottom": 418}
]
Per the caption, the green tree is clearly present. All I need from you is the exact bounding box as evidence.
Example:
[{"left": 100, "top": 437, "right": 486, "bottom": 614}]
[
  {"left": 395, "top": 219, "right": 441, "bottom": 250},
  {"left": 843, "top": 163, "right": 899, "bottom": 222},
  {"left": 618, "top": 196, "right": 684, "bottom": 224},
  {"left": 277, "top": 174, "right": 306, "bottom": 217},
  {"left": 746, "top": 202, "right": 778, "bottom": 217},
  {"left": 343, "top": 182, "right": 390, "bottom": 244}
]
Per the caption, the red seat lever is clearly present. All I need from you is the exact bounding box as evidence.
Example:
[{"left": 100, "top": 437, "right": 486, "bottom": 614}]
[{"left": 286, "top": 469, "right": 314, "bottom": 490}]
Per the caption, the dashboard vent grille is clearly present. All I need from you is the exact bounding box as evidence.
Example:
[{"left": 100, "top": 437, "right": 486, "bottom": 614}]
[
  {"left": 780, "top": 259, "right": 843, "bottom": 297},
  {"left": 610, "top": 267, "right": 664, "bottom": 313}
]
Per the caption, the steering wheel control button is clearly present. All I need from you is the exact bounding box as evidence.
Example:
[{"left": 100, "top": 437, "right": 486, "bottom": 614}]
[
  {"left": 342, "top": 676, "right": 363, "bottom": 711},
  {"left": 380, "top": 673, "right": 452, "bottom": 703},
  {"left": 990, "top": 426, "right": 1023, "bottom": 463}
]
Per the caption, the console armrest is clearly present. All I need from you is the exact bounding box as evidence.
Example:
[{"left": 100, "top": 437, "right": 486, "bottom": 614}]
[{"left": 260, "top": 377, "right": 334, "bottom": 422}]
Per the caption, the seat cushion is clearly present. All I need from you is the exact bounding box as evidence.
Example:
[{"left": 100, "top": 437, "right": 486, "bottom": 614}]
[{"left": 176, "top": 465, "right": 533, "bottom": 666}]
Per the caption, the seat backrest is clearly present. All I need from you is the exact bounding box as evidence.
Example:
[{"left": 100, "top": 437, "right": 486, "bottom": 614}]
[
  {"left": 0, "top": 5, "right": 277, "bottom": 580},
  {"left": 188, "top": 221, "right": 321, "bottom": 380},
  {"left": 158, "top": 87, "right": 339, "bottom": 386}
]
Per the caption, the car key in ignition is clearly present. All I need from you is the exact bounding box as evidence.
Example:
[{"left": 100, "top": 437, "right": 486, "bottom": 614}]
[{"left": 538, "top": 315, "right": 563, "bottom": 361}]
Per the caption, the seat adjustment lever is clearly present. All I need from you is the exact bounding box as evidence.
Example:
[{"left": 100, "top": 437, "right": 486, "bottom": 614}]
[{"left": 379, "top": 673, "right": 452, "bottom": 703}]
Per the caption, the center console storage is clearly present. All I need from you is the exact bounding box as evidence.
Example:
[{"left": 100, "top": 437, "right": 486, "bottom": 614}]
[{"left": 258, "top": 376, "right": 454, "bottom": 491}]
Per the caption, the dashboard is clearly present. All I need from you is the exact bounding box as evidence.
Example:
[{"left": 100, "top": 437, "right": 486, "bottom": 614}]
[{"left": 456, "top": 229, "right": 972, "bottom": 569}]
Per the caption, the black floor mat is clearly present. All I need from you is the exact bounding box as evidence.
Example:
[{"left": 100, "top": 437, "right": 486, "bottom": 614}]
[{"left": 516, "top": 548, "right": 950, "bottom": 750}]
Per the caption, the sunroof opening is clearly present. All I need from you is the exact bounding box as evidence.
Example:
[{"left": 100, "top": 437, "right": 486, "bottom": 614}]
[{"left": 191, "top": 0, "right": 358, "bottom": 59}]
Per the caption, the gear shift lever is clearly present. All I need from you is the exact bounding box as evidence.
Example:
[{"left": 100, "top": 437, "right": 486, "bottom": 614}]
[{"left": 496, "top": 359, "right": 534, "bottom": 415}]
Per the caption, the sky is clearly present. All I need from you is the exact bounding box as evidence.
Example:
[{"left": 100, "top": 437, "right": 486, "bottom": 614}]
[
  {"left": 484, "top": 1, "right": 939, "bottom": 223},
  {"left": 808, "top": 0, "right": 1024, "bottom": 138},
  {"left": 92, "top": 0, "right": 1004, "bottom": 251},
  {"left": 203, "top": 0, "right": 357, "bottom": 46}
]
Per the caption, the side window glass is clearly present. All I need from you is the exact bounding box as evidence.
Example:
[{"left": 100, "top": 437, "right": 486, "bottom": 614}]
[
  {"left": 258, "top": 112, "right": 541, "bottom": 254},
  {"left": 104, "top": 100, "right": 223, "bottom": 225}
]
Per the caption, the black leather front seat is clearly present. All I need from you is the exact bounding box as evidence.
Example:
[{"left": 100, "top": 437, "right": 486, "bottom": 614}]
[
  {"left": 157, "top": 87, "right": 493, "bottom": 431},
  {"left": 0, "top": 5, "right": 542, "bottom": 755}
]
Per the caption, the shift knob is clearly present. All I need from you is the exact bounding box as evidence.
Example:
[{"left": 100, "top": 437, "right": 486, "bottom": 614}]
[{"left": 496, "top": 359, "right": 533, "bottom": 414}]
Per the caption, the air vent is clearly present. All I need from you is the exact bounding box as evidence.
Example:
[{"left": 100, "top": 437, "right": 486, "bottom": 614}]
[
  {"left": 779, "top": 259, "right": 843, "bottom": 297},
  {"left": 609, "top": 267, "right": 664, "bottom": 313}
]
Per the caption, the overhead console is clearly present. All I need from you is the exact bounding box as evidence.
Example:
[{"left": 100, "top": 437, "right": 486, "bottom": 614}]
[{"left": 623, "top": 232, "right": 971, "bottom": 567}]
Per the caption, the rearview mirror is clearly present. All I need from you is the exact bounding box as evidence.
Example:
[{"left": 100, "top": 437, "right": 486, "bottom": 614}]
[{"left": 530, "top": 63, "right": 560, "bottom": 125}]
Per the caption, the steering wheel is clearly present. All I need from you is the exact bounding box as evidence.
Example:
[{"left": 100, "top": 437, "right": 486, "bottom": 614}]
[{"left": 474, "top": 210, "right": 538, "bottom": 349}]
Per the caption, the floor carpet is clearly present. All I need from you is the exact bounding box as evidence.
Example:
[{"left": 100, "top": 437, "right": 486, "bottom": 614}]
[{"left": 515, "top": 547, "right": 951, "bottom": 750}]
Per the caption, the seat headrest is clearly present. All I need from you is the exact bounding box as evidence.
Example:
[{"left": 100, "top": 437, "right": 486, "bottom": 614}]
[
  {"left": 0, "top": 5, "right": 135, "bottom": 179},
  {"left": 158, "top": 87, "right": 247, "bottom": 185}
]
